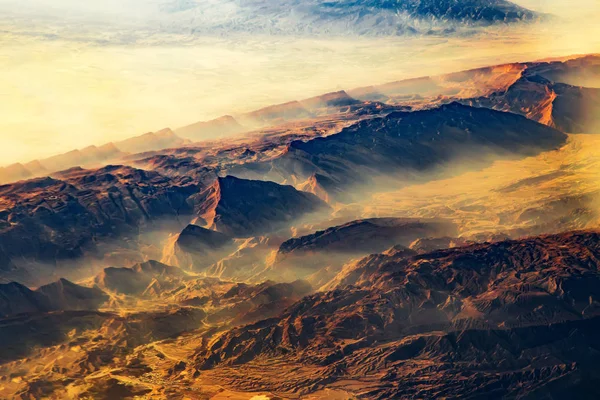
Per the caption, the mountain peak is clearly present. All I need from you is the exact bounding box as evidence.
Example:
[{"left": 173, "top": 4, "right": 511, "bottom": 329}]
[
  {"left": 193, "top": 176, "right": 329, "bottom": 237},
  {"left": 115, "top": 129, "right": 188, "bottom": 154},
  {"left": 301, "top": 90, "right": 360, "bottom": 110},
  {"left": 175, "top": 115, "right": 245, "bottom": 141}
]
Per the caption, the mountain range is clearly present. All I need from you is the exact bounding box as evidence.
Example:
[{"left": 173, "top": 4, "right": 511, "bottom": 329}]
[
  {"left": 155, "top": 0, "right": 542, "bottom": 36},
  {"left": 2, "top": 54, "right": 600, "bottom": 399},
  {"left": 0, "top": 129, "right": 188, "bottom": 185}
]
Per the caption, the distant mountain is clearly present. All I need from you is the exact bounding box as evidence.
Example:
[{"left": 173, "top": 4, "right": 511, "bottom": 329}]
[
  {"left": 22, "top": 160, "right": 48, "bottom": 176},
  {"left": 0, "top": 160, "right": 53, "bottom": 186},
  {"left": 0, "top": 143, "right": 124, "bottom": 186},
  {"left": 6, "top": 56, "right": 589, "bottom": 190},
  {"left": 347, "top": 63, "right": 527, "bottom": 102},
  {"left": 0, "top": 163, "right": 32, "bottom": 185},
  {"left": 175, "top": 116, "right": 246, "bottom": 142},
  {"left": 114, "top": 128, "right": 190, "bottom": 154},
  {"left": 159, "top": 0, "right": 540, "bottom": 36},
  {"left": 0, "top": 129, "right": 191, "bottom": 186},
  {"left": 40, "top": 143, "right": 124, "bottom": 173},
  {"left": 238, "top": 91, "right": 366, "bottom": 127},
  {"left": 239, "top": 101, "right": 313, "bottom": 127},
  {"left": 0, "top": 279, "right": 107, "bottom": 317}
]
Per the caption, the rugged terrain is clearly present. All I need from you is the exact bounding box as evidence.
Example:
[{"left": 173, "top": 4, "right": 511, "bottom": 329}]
[
  {"left": 190, "top": 231, "right": 600, "bottom": 398},
  {"left": 1, "top": 54, "right": 600, "bottom": 399}
]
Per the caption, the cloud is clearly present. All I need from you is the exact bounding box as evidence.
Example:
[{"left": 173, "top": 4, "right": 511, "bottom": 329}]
[{"left": 0, "top": 0, "right": 598, "bottom": 166}]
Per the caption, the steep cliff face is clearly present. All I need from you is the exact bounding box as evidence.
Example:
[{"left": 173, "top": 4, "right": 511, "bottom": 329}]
[
  {"left": 175, "top": 115, "right": 245, "bottom": 141},
  {"left": 192, "top": 176, "right": 330, "bottom": 237},
  {"left": 162, "top": 224, "right": 235, "bottom": 271},
  {"left": 176, "top": 224, "right": 233, "bottom": 252},
  {"left": 465, "top": 57, "right": 600, "bottom": 133},
  {"left": 0, "top": 169, "right": 330, "bottom": 283}
]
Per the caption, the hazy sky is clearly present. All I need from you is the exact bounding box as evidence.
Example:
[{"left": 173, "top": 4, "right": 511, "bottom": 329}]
[{"left": 0, "top": 0, "right": 599, "bottom": 166}]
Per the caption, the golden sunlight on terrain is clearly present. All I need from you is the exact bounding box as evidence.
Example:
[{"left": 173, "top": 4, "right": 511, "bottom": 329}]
[
  {"left": 359, "top": 134, "right": 600, "bottom": 238},
  {"left": 1, "top": 1, "right": 599, "bottom": 166},
  {"left": 1, "top": 0, "right": 600, "bottom": 394}
]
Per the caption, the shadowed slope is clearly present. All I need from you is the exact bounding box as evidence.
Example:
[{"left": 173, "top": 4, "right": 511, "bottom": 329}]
[{"left": 192, "top": 176, "right": 329, "bottom": 237}]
